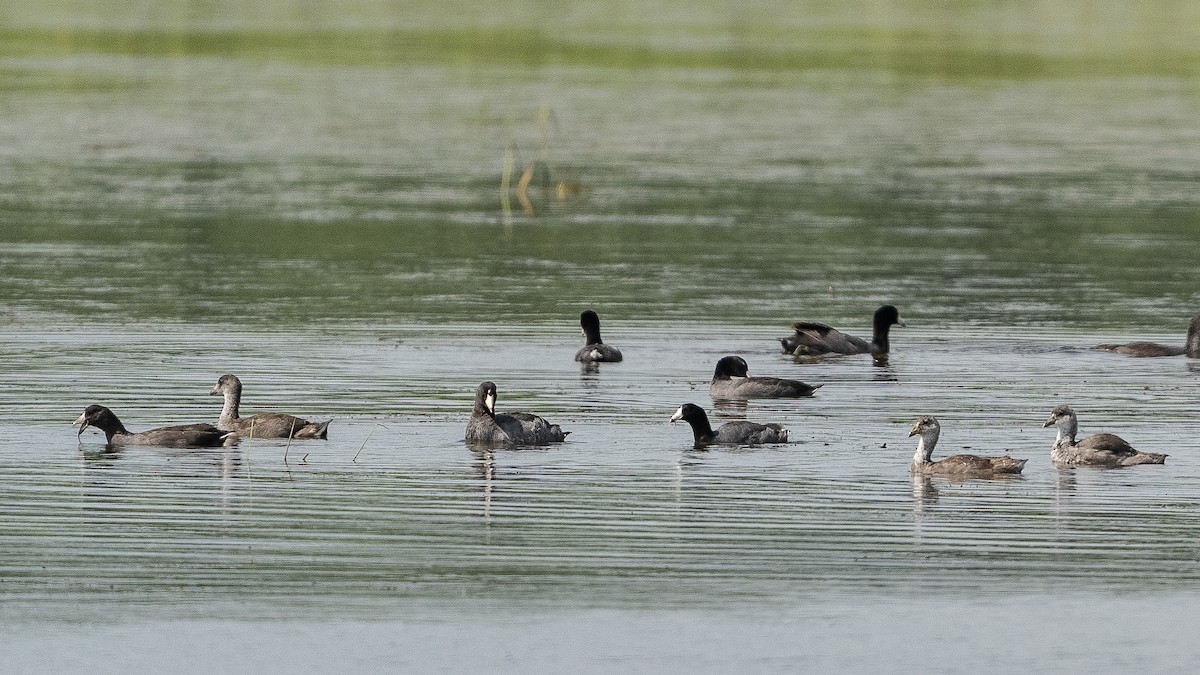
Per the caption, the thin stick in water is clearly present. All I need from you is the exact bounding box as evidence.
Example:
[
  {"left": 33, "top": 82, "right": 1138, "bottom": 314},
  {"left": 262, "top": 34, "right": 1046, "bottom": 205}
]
[
  {"left": 353, "top": 423, "right": 386, "bottom": 463},
  {"left": 245, "top": 418, "right": 255, "bottom": 481},
  {"left": 283, "top": 417, "right": 297, "bottom": 464}
]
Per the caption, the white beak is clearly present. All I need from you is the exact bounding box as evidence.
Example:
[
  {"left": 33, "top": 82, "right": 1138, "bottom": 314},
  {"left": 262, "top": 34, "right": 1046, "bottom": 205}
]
[
  {"left": 669, "top": 406, "right": 684, "bottom": 423},
  {"left": 485, "top": 392, "right": 496, "bottom": 415},
  {"left": 72, "top": 412, "right": 86, "bottom": 426}
]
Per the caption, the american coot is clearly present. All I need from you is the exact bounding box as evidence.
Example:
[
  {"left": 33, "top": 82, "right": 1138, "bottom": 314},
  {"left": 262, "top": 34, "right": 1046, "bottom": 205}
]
[
  {"left": 669, "top": 403, "right": 788, "bottom": 448},
  {"left": 210, "top": 374, "right": 330, "bottom": 440},
  {"left": 780, "top": 305, "right": 905, "bottom": 356},
  {"left": 465, "top": 381, "right": 569, "bottom": 446},
  {"left": 73, "top": 404, "right": 235, "bottom": 448},
  {"left": 1042, "top": 405, "right": 1166, "bottom": 467},
  {"left": 709, "top": 355, "right": 820, "bottom": 399},
  {"left": 574, "top": 310, "right": 623, "bottom": 363},
  {"left": 1096, "top": 316, "right": 1200, "bottom": 357},
  {"left": 908, "top": 415, "right": 1026, "bottom": 477}
]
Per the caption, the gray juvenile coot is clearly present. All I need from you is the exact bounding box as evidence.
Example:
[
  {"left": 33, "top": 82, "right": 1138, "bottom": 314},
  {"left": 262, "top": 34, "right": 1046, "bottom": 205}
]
[
  {"left": 465, "top": 381, "right": 569, "bottom": 446},
  {"left": 908, "top": 415, "right": 1026, "bottom": 477},
  {"left": 1042, "top": 404, "right": 1165, "bottom": 468},
  {"left": 669, "top": 403, "right": 787, "bottom": 448},
  {"left": 780, "top": 305, "right": 905, "bottom": 355},
  {"left": 709, "top": 355, "right": 820, "bottom": 399},
  {"left": 1096, "top": 315, "right": 1200, "bottom": 358},
  {"left": 73, "top": 404, "right": 234, "bottom": 448},
  {"left": 210, "top": 374, "right": 330, "bottom": 440},
  {"left": 574, "top": 310, "right": 623, "bottom": 363}
]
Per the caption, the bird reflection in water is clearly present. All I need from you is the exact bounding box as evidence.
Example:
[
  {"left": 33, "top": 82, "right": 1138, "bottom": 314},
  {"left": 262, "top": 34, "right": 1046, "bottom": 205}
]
[
  {"left": 873, "top": 361, "right": 898, "bottom": 380},
  {"left": 710, "top": 397, "right": 749, "bottom": 419},
  {"left": 911, "top": 474, "right": 939, "bottom": 512},
  {"left": 471, "top": 448, "right": 496, "bottom": 523},
  {"left": 579, "top": 361, "right": 601, "bottom": 379}
]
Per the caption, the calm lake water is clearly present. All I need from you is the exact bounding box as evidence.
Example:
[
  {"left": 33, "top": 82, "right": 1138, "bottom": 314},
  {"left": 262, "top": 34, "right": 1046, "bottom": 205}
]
[{"left": 2, "top": 1, "right": 1200, "bottom": 671}]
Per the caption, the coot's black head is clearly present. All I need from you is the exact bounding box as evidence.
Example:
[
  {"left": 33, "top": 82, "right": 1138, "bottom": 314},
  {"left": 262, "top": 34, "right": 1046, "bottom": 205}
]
[
  {"left": 210, "top": 373, "right": 243, "bottom": 396},
  {"left": 712, "top": 355, "right": 750, "bottom": 381},
  {"left": 873, "top": 305, "right": 906, "bottom": 328},
  {"left": 580, "top": 310, "right": 603, "bottom": 344},
  {"left": 669, "top": 403, "right": 715, "bottom": 443},
  {"left": 474, "top": 381, "right": 498, "bottom": 415},
  {"left": 669, "top": 403, "right": 708, "bottom": 425},
  {"left": 73, "top": 404, "right": 126, "bottom": 437}
]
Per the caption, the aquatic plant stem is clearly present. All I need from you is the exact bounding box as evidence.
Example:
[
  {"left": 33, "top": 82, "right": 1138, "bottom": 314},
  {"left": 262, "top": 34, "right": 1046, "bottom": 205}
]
[{"left": 353, "top": 423, "right": 385, "bottom": 463}]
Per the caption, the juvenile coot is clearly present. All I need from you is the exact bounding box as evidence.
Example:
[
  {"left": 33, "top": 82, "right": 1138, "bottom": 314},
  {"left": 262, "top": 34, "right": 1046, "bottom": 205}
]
[
  {"left": 669, "top": 403, "right": 787, "bottom": 448},
  {"left": 709, "top": 355, "right": 820, "bottom": 399},
  {"left": 1096, "top": 316, "right": 1200, "bottom": 358},
  {"left": 210, "top": 374, "right": 330, "bottom": 439},
  {"left": 908, "top": 415, "right": 1026, "bottom": 477},
  {"left": 1042, "top": 405, "right": 1165, "bottom": 467},
  {"left": 465, "top": 381, "right": 569, "bottom": 446},
  {"left": 73, "top": 404, "right": 234, "bottom": 448},
  {"left": 780, "top": 305, "right": 905, "bottom": 356},
  {"left": 574, "top": 310, "right": 623, "bottom": 363}
]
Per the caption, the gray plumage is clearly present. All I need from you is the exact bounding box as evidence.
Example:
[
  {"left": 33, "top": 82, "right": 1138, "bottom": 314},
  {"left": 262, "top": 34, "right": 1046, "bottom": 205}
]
[
  {"left": 709, "top": 355, "right": 820, "bottom": 399},
  {"left": 1042, "top": 405, "right": 1166, "bottom": 468},
  {"left": 465, "top": 381, "right": 569, "bottom": 446},
  {"left": 210, "top": 374, "right": 330, "bottom": 439},
  {"left": 908, "top": 415, "right": 1026, "bottom": 477},
  {"left": 1096, "top": 315, "right": 1200, "bottom": 358},
  {"left": 574, "top": 310, "right": 623, "bottom": 363},
  {"left": 780, "top": 305, "right": 905, "bottom": 355},
  {"left": 74, "top": 404, "right": 234, "bottom": 448},
  {"left": 669, "top": 403, "right": 788, "bottom": 448}
]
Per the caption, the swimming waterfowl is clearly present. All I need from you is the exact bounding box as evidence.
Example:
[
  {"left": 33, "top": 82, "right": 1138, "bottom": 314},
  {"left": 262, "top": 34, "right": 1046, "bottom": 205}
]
[
  {"left": 465, "top": 381, "right": 569, "bottom": 446},
  {"left": 669, "top": 403, "right": 788, "bottom": 448},
  {"left": 779, "top": 305, "right": 905, "bottom": 356},
  {"left": 210, "top": 374, "right": 330, "bottom": 439},
  {"left": 1042, "top": 405, "right": 1166, "bottom": 467},
  {"left": 574, "top": 310, "right": 623, "bottom": 363},
  {"left": 709, "top": 355, "right": 820, "bottom": 399},
  {"left": 73, "top": 404, "right": 234, "bottom": 448},
  {"left": 908, "top": 415, "right": 1026, "bottom": 477},
  {"left": 1096, "top": 316, "right": 1200, "bottom": 357}
]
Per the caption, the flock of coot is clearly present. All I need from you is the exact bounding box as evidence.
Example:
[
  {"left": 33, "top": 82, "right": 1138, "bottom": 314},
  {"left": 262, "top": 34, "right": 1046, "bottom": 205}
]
[
  {"left": 75, "top": 306, "right": 1194, "bottom": 478},
  {"left": 74, "top": 374, "right": 329, "bottom": 448}
]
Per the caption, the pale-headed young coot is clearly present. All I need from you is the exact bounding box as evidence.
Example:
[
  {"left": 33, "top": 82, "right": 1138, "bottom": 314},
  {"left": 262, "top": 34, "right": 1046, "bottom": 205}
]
[
  {"left": 1096, "top": 316, "right": 1200, "bottom": 357},
  {"left": 1042, "top": 404, "right": 1165, "bottom": 467},
  {"left": 210, "top": 374, "right": 330, "bottom": 440},
  {"left": 907, "top": 415, "right": 1026, "bottom": 477}
]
